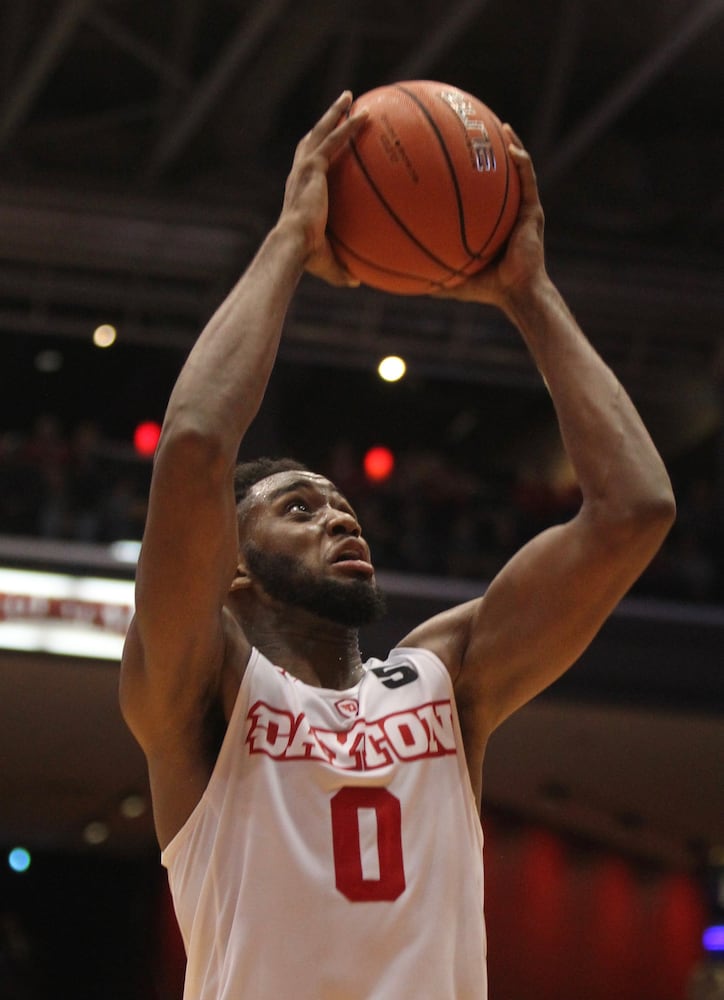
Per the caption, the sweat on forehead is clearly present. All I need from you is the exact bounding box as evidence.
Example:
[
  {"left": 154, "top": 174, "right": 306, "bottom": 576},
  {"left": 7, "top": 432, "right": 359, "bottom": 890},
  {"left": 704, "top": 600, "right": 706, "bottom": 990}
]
[
  {"left": 235, "top": 469, "right": 338, "bottom": 521},
  {"left": 233, "top": 456, "right": 309, "bottom": 506},
  {"left": 252, "top": 470, "right": 333, "bottom": 503}
]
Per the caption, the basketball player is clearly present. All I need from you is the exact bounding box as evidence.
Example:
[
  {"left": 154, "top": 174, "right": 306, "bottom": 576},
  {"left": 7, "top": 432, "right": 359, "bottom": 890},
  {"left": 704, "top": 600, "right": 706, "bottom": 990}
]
[{"left": 120, "top": 92, "right": 675, "bottom": 999}]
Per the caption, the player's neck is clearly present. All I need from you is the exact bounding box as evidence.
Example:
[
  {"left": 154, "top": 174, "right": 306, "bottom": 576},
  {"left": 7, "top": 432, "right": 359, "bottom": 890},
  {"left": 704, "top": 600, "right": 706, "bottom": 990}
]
[{"left": 246, "top": 612, "right": 364, "bottom": 690}]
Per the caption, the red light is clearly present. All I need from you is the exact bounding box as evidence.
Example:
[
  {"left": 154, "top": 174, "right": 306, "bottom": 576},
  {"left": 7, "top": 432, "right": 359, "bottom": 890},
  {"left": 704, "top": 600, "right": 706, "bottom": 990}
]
[
  {"left": 363, "top": 446, "right": 394, "bottom": 482},
  {"left": 134, "top": 420, "right": 161, "bottom": 457}
]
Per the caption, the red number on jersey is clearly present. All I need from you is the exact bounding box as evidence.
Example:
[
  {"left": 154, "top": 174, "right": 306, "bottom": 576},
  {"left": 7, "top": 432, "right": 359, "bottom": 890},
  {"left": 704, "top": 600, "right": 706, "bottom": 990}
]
[{"left": 330, "top": 787, "right": 406, "bottom": 902}]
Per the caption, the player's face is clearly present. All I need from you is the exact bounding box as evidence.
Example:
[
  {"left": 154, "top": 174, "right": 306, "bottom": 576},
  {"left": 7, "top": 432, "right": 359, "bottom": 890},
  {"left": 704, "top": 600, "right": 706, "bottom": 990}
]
[{"left": 239, "top": 471, "right": 385, "bottom": 626}]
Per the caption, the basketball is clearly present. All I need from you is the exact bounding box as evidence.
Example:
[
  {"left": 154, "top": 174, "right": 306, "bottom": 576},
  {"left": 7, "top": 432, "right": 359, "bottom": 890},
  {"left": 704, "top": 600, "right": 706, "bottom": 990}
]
[{"left": 327, "top": 80, "right": 520, "bottom": 295}]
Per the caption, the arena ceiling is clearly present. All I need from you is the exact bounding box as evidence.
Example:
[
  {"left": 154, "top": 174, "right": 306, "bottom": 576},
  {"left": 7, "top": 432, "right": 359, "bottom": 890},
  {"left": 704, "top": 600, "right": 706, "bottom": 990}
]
[
  {"left": 1, "top": 1, "right": 724, "bottom": 867},
  {"left": 0, "top": 0, "right": 722, "bottom": 448}
]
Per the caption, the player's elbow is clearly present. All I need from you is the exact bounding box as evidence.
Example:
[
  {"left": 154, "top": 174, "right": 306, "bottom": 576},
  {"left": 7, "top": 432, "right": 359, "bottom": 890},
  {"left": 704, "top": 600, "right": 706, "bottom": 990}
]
[
  {"left": 630, "top": 476, "right": 677, "bottom": 537},
  {"left": 633, "top": 491, "right": 676, "bottom": 554},
  {"left": 593, "top": 482, "right": 676, "bottom": 554}
]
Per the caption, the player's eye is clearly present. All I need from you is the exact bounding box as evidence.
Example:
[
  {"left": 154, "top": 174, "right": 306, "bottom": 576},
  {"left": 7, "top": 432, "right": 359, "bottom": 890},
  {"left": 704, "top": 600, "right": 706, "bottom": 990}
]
[{"left": 285, "top": 498, "right": 310, "bottom": 515}]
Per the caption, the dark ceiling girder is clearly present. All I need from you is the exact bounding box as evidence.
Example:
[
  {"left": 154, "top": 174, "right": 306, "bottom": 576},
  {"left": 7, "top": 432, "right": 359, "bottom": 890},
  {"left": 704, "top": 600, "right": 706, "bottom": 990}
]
[
  {"left": 539, "top": 0, "right": 724, "bottom": 188},
  {"left": 0, "top": 0, "right": 98, "bottom": 150},
  {"left": 142, "top": 0, "right": 293, "bottom": 183},
  {"left": 390, "top": 0, "right": 494, "bottom": 82}
]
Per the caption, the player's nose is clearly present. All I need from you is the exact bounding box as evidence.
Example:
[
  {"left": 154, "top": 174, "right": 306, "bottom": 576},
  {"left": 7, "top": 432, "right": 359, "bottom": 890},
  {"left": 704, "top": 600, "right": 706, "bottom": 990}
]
[{"left": 325, "top": 507, "right": 361, "bottom": 537}]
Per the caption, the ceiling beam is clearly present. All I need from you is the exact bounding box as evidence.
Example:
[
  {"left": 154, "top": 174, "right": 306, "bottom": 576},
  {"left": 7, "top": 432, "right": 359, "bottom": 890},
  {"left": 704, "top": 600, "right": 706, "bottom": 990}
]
[
  {"left": 142, "top": 0, "right": 292, "bottom": 183},
  {"left": 1, "top": 242, "right": 720, "bottom": 401},
  {"left": 539, "top": 0, "right": 724, "bottom": 188},
  {"left": 0, "top": 0, "right": 98, "bottom": 150},
  {"left": 0, "top": 0, "right": 34, "bottom": 90},
  {"left": 390, "top": 0, "right": 493, "bottom": 81},
  {"left": 528, "top": 0, "right": 585, "bottom": 160},
  {"left": 155, "top": 0, "right": 206, "bottom": 121},
  {"left": 225, "top": 0, "right": 347, "bottom": 154},
  {"left": 85, "top": 8, "right": 191, "bottom": 92}
]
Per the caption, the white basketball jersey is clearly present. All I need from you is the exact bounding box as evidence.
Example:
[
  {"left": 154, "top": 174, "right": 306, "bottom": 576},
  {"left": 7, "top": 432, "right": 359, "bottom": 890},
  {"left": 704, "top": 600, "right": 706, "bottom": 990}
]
[{"left": 162, "top": 645, "right": 487, "bottom": 999}]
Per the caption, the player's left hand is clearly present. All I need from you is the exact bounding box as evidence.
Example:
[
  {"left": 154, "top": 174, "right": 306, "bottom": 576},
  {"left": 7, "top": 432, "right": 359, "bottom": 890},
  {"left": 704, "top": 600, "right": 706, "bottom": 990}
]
[{"left": 435, "top": 126, "right": 547, "bottom": 309}]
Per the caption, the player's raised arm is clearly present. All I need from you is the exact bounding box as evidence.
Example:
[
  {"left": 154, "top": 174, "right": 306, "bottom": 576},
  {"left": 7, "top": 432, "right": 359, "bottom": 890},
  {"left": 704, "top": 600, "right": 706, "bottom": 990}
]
[
  {"left": 120, "top": 92, "right": 366, "bottom": 760},
  {"left": 405, "top": 126, "right": 676, "bottom": 746}
]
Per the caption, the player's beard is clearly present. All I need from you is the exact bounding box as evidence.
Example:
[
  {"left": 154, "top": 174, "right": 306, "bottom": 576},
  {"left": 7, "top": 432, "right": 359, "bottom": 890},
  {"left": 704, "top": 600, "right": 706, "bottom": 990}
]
[{"left": 243, "top": 543, "right": 386, "bottom": 627}]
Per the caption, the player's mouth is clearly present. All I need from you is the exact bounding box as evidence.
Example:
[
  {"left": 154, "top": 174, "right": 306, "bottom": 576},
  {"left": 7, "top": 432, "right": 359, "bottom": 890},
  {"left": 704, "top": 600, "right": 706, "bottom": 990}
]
[{"left": 330, "top": 541, "right": 374, "bottom": 577}]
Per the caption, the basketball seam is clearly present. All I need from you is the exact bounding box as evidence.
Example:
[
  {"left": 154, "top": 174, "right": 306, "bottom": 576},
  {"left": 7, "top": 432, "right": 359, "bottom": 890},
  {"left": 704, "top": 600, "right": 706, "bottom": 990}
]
[
  {"left": 326, "top": 228, "right": 444, "bottom": 293},
  {"left": 343, "top": 121, "right": 467, "bottom": 280},
  {"left": 397, "top": 83, "right": 474, "bottom": 257},
  {"left": 399, "top": 83, "right": 512, "bottom": 262},
  {"left": 470, "top": 115, "right": 513, "bottom": 261}
]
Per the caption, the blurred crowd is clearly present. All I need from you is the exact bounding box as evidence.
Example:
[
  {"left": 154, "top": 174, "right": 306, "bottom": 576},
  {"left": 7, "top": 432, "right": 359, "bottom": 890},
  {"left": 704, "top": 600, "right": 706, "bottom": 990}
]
[
  {"left": 0, "top": 416, "right": 149, "bottom": 546},
  {"left": 0, "top": 415, "right": 722, "bottom": 605}
]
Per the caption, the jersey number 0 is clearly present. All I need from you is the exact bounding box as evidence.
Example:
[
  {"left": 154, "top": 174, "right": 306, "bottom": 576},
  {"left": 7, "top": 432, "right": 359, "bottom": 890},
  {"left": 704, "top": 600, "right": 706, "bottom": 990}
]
[{"left": 330, "top": 787, "right": 406, "bottom": 901}]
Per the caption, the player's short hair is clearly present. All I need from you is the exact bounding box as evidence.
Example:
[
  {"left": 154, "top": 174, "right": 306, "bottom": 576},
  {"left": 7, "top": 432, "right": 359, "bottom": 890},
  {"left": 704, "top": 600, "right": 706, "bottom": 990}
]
[{"left": 233, "top": 457, "right": 310, "bottom": 507}]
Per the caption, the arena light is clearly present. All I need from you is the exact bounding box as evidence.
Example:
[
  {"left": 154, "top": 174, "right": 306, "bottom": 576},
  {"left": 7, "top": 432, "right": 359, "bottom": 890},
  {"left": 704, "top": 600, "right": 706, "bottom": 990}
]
[
  {"left": 8, "top": 847, "right": 31, "bottom": 873},
  {"left": 363, "top": 445, "right": 395, "bottom": 483},
  {"left": 703, "top": 925, "right": 724, "bottom": 953},
  {"left": 93, "top": 323, "right": 117, "bottom": 348},
  {"left": 0, "top": 566, "right": 134, "bottom": 660},
  {"left": 83, "top": 821, "right": 110, "bottom": 846},
  {"left": 0, "top": 622, "right": 127, "bottom": 659},
  {"left": 34, "top": 348, "right": 63, "bottom": 372},
  {"left": 377, "top": 356, "right": 406, "bottom": 382},
  {"left": 109, "top": 540, "right": 142, "bottom": 564},
  {"left": 0, "top": 567, "right": 133, "bottom": 603},
  {"left": 134, "top": 420, "right": 161, "bottom": 457}
]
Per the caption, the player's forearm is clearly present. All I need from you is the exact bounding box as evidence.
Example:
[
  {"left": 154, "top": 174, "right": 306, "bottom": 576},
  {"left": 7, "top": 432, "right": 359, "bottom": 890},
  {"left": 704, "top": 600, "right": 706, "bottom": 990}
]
[
  {"left": 502, "top": 275, "right": 675, "bottom": 523},
  {"left": 159, "top": 220, "right": 307, "bottom": 459}
]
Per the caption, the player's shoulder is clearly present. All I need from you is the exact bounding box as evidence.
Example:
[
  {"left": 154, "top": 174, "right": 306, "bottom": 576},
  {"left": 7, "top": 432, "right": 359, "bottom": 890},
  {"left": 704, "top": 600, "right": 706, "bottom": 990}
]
[{"left": 395, "top": 596, "right": 485, "bottom": 683}]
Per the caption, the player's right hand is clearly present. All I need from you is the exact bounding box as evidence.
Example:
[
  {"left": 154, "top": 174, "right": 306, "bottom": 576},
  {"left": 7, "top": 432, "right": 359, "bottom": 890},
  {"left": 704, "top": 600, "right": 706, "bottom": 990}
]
[{"left": 279, "top": 91, "right": 368, "bottom": 287}]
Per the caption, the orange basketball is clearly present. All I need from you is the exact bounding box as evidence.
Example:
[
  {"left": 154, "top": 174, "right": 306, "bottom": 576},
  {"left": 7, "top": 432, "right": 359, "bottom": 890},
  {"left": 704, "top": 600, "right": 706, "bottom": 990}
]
[{"left": 327, "top": 81, "right": 520, "bottom": 295}]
